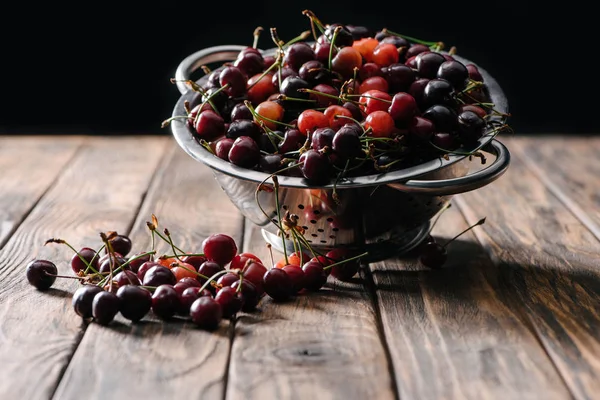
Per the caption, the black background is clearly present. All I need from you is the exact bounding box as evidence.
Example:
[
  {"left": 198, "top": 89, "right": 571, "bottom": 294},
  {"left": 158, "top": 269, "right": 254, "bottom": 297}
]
[{"left": 1, "top": 1, "right": 596, "bottom": 135}]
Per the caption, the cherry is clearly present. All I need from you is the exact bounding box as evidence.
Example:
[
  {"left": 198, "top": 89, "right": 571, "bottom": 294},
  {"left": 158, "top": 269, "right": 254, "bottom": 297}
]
[
  {"left": 383, "top": 63, "right": 416, "bottom": 93},
  {"left": 26, "top": 259, "right": 58, "bottom": 290},
  {"left": 308, "top": 83, "right": 339, "bottom": 108},
  {"left": 174, "top": 277, "right": 202, "bottom": 296},
  {"left": 358, "top": 76, "right": 389, "bottom": 94},
  {"left": 408, "top": 116, "right": 435, "bottom": 142},
  {"left": 247, "top": 72, "right": 277, "bottom": 105},
  {"left": 71, "top": 247, "right": 99, "bottom": 274},
  {"left": 297, "top": 109, "right": 329, "bottom": 136},
  {"left": 127, "top": 251, "right": 152, "bottom": 273},
  {"left": 437, "top": 60, "right": 469, "bottom": 90},
  {"left": 326, "top": 248, "right": 360, "bottom": 281},
  {"left": 230, "top": 252, "right": 263, "bottom": 271},
  {"left": 202, "top": 233, "right": 238, "bottom": 266},
  {"left": 299, "top": 60, "right": 331, "bottom": 85},
  {"left": 106, "top": 233, "right": 132, "bottom": 256},
  {"left": 136, "top": 260, "right": 160, "bottom": 281},
  {"left": 457, "top": 110, "right": 486, "bottom": 143},
  {"left": 142, "top": 265, "right": 176, "bottom": 287},
  {"left": 190, "top": 296, "right": 223, "bottom": 331},
  {"left": 459, "top": 104, "right": 487, "bottom": 119},
  {"left": 422, "top": 104, "right": 459, "bottom": 133},
  {"left": 324, "top": 105, "right": 353, "bottom": 131},
  {"left": 180, "top": 255, "right": 208, "bottom": 270},
  {"left": 346, "top": 24, "right": 373, "bottom": 40},
  {"left": 171, "top": 262, "right": 199, "bottom": 281},
  {"left": 214, "top": 285, "right": 243, "bottom": 318},
  {"left": 230, "top": 102, "right": 253, "bottom": 121},
  {"left": 314, "top": 41, "right": 337, "bottom": 64},
  {"left": 98, "top": 253, "right": 127, "bottom": 274},
  {"left": 194, "top": 109, "right": 225, "bottom": 141},
  {"left": 226, "top": 119, "right": 261, "bottom": 142},
  {"left": 72, "top": 285, "right": 103, "bottom": 318},
  {"left": 280, "top": 76, "right": 311, "bottom": 100},
  {"left": 405, "top": 43, "right": 430, "bottom": 59},
  {"left": 301, "top": 261, "right": 328, "bottom": 291},
  {"left": 408, "top": 78, "right": 430, "bottom": 109},
  {"left": 381, "top": 35, "right": 410, "bottom": 50},
  {"left": 359, "top": 89, "right": 392, "bottom": 115},
  {"left": 254, "top": 100, "right": 284, "bottom": 130},
  {"left": 284, "top": 42, "right": 315, "bottom": 71},
  {"left": 230, "top": 279, "right": 260, "bottom": 312},
  {"left": 197, "top": 260, "right": 225, "bottom": 285},
  {"left": 419, "top": 242, "right": 447, "bottom": 269},
  {"left": 278, "top": 128, "right": 305, "bottom": 154},
  {"left": 365, "top": 110, "right": 396, "bottom": 138},
  {"left": 259, "top": 153, "right": 283, "bottom": 173},
  {"left": 271, "top": 66, "right": 299, "bottom": 89},
  {"left": 234, "top": 51, "right": 264, "bottom": 77},
  {"left": 342, "top": 101, "right": 366, "bottom": 121},
  {"left": 322, "top": 23, "right": 354, "bottom": 47},
  {"left": 311, "top": 127, "right": 336, "bottom": 151},
  {"left": 388, "top": 92, "right": 418, "bottom": 124},
  {"left": 228, "top": 136, "right": 260, "bottom": 169},
  {"left": 180, "top": 286, "right": 211, "bottom": 315},
  {"left": 331, "top": 46, "right": 363, "bottom": 79},
  {"left": 300, "top": 149, "right": 333, "bottom": 185},
  {"left": 432, "top": 132, "right": 458, "bottom": 149},
  {"left": 151, "top": 284, "right": 180, "bottom": 320},
  {"left": 215, "top": 138, "right": 235, "bottom": 161},
  {"left": 423, "top": 78, "right": 457, "bottom": 108},
  {"left": 465, "top": 64, "right": 484, "bottom": 82},
  {"left": 117, "top": 285, "right": 152, "bottom": 322},
  {"left": 241, "top": 261, "right": 268, "bottom": 296},
  {"left": 263, "top": 268, "right": 293, "bottom": 301},
  {"left": 416, "top": 51, "right": 446, "bottom": 79},
  {"left": 371, "top": 42, "right": 399, "bottom": 67},
  {"left": 358, "top": 62, "right": 383, "bottom": 81},
  {"left": 282, "top": 264, "right": 305, "bottom": 293},
  {"left": 331, "top": 123, "right": 363, "bottom": 159},
  {"left": 113, "top": 270, "right": 141, "bottom": 287},
  {"left": 216, "top": 272, "right": 240, "bottom": 290},
  {"left": 92, "top": 290, "right": 120, "bottom": 325},
  {"left": 219, "top": 66, "right": 247, "bottom": 97}
]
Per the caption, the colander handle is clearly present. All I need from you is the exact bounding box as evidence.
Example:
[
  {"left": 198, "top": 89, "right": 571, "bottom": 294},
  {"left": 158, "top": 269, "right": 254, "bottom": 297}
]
[
  {"left": 388, "top": 140, "right": 510, "bottom": 195},
  {"left": 174, "top": 45, "right": 248, "bottom": 95}
]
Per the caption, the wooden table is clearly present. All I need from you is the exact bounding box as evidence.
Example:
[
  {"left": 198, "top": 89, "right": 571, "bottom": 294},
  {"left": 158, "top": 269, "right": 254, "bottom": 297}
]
[{"left": 1, "top": 134, "right": 598, "bottom": 400}]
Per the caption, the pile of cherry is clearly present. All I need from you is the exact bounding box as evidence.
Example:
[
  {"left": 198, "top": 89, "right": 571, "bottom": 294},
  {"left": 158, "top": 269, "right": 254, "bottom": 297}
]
[
  {"left": 165, "top": 10, "right": 508, "bottom": 185},
  {"left": 24, "top": 216, "right": 368, "bottom": 330}
]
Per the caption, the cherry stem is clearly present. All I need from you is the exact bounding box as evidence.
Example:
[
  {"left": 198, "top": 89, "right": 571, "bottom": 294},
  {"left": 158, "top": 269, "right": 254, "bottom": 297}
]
[
  {"left": 282, "top": 30, "right": 311, "bottom": 49},
  {"left": 44, "top": 238, "right": 99, "bottom": 274},
  {"left": 252, "top": 26, "right": 263, "bottom": 49},
  {"left": 382, "top": 28, "right": 439, "bottom": 47},
  {"left": 99, "top": 232, "right": 115, "bottom": 292},
  {"left": 328, "top": 25, "right": 342, "bottom": 70},
  {"left": 44, "top": 272, "right": 85, "bottom": 280},
  {"left": 442, "top": 217, "right": 486, "bottom": 248},
  {"left": 277, "top": 94, "right": 317, "bottom": 104},
  {"left": 323, "top": 251, "right": 369, "bottom": 271},
  {"left": 198, "top": 269, "right": 230, "bottom": 294},
  {"left": 151, "top": 228, "right": 186, "bottom": 255},
  {"left": 194, "top": 83, "right": 230, "bottom": 124},
  {"left": 297, "top": 88, "right": 351, "bottom": 105},
  {"left": 426, "top": 203, "right": 452, "bottom": 236},
  {"left": 163, "top": 228, "right": 183, "bottom": 262},
  {"left": 271, "top": 175, "right": 289, "bottom": 265},
  {"left": 346, "top": 93, "right": 392, "bottom": 104}
]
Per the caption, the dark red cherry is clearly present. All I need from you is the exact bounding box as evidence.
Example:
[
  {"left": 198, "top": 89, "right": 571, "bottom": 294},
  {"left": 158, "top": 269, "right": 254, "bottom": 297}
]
[
  {"left": 423, "top": 78, "right": 457, "bottom": 108},
  {"left": 127, "top": 252, "right": 152, "bottom": 274},
  {"left": 202, "top": 233, "right": 238, "bottom": 266},
  {"left": 151, "top": 284, "right": 181, "bottom": 320},
  {"left": 419, "top": 242, "right": 447, "bottom": 268},
  {"left": 142, "top": 265, "right": 176, "bottom": 287},
  {"left": 284, "top": 42, "right": 315, "bottom": 71},
  {"left": 214, "top": 285, "right": 243, "bottom": 318},
  {"left": 416, "top": 51, "right": 446, "bottom": 79},
  {"left": 72, "top": 285, "right": 103, "bottom": 319},
  {"left": 190, "top": 296, "right": 222, "bottom": 330},
  {"left": 422, "top": 104, "right": 459, "bottom": 133},
  {"left": 384, "top": 63, "right": 416, "bottom": 93},
  {"left": 106, "top": 233, "right": 132, "bottom": 257},
  {"left": 219, "top": 66, "right": 248, "bottom": 97},
  {"left": 215, "top": 138, "right": 235, "bottom": 161},
  {"left": 228, "top": 136, "right": 260, "bottom": 168},
  {"left": 117, "top": 285, "right": 152, "bottom": 322},
  {"left": 332, "top": 123, "right": 363, "bottom": 159},
  {"left": 92, "top": 291, "right": 120, "bottom": 325},
  {"left": 263, "top": 268, "right": 293, "bottom": 301},
  {"left": 301, "top": 261, "right": 327, "bottom": 291},
  {"left": 26, "top": 259, "right": 57, "bottom": 290},
  {"left": 194, "top": 110, "right": 225, "bottom": 141},
  {"left": 299, "top": 149, "right": 333, "bottom": 185},
  {"left": 437, "top": 60, "right": 469, "bottom": 90},
  {"left": 113, "top": 270, "right": 141, "bottom": 287},
  {"left": 226, "top": 119, "right": 261, "bottom": 142},
  {"left": 71, "top": 247, "right": 99, "bottom": 274},
  {"left": 457, "top": 110, "right": 486, "bottom": 143},
  {"left": 311, "top": 127, "right": 336, "bottom": 151}
]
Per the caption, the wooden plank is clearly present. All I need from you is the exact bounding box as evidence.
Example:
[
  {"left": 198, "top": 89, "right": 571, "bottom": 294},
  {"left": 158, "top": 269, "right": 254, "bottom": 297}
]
[
  {"left": 454, "top": 142, "right": 600, "bottom": 400},
  {"left": 369, "top": 203, "right": 571, "bottom": 399},
  {"left": 507, "top": 135, "right": 600, "bottom": 240},
  {"left": 0, "top": 136, "right": 168, "bottom": 400},
  {"left": 0, "top": 136, "right": 83, "bottom": 246},
  {"left": 53, "top": 142, "right": 245, "bottom": 400},
  {"left": 224, "top": 221, "right": 396, "bottom": 400}
]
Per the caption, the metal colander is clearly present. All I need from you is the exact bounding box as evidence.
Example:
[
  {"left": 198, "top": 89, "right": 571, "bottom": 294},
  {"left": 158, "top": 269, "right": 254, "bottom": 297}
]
[{"left": 169, "top": 45, "right": 510, "bottom": 262}]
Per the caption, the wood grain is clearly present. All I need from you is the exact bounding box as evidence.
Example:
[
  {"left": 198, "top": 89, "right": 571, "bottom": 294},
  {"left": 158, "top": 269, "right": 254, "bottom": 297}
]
[
  {"left": 455, "top": 140, "right": 600, "bottom": 400},
  {"left": 0, "top": 136, "right": 168, "bottom": 400},
  {"left": 52, "top": 142, "right": 245, "bottom": 400},
  {"left": 508, "top": 135, "right": 600, "bottom": 240},
  {"left": 224, "top": 221, "right": 396, "bottom": 400},
  {"left": 0, "top": 136, "right": 83, "bottom": 247},
  {"left": 368, "top": 201, "right": 571, "bottom": 400}
]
